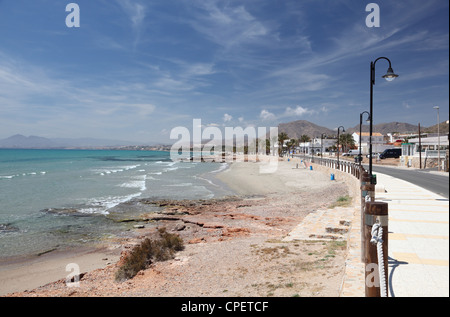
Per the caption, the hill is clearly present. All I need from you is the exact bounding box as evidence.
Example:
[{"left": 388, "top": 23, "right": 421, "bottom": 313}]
[
  {"left": 278, "top": 120, "right": 447, "bottom": 139},
  {"left": 0, "top": 135, "right": 142, "bottom": 149},
  {"left": 278, "top": 120, "right": 336, "bottom": 139},
  {"left": 0, "top": 135, "right": 60, "bottom": 149},
  {"left": 345, "top": 122, "right": 420, "bottom": 135},
  {"left": 422, "top": 121, "right": 450, "bottom": 134}
]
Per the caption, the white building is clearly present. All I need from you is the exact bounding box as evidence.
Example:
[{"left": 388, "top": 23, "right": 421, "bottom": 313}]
[
  {"left": 298, "top": 138, "right": 337, "bottom": 155},
  {"left": 352, "top": 132, "right": 388, "bottom": 154},
  {"left": 401, "top": 135, "right": 449, "bottom": 168},
  {"left": 402, "top": 135, "right": 449, "bottom": 156}
]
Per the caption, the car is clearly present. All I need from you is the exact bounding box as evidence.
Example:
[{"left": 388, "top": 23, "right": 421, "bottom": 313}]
[
  {"left": 366, "top": 152, "right": 379, "bottom": 158},
  {"left": 379, "top": 148, "right": 401, "bottom": 159},
  {"left": 343, "top": 150, "right": 359, "bottom": 156}
]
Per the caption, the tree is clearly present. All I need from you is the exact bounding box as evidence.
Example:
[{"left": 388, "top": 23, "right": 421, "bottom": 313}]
[
  {"left": 286, "top": 138, "right": 298, "bottom": 155},
  {"left": 265, "top": 139, "right": 271, "bottom": 155},
  {"left": 278, "top": 132, "right": 289, "bottom": 156},
  {"left": 338, "top": 133, "right": 356, "bottom": 153},
  {"left": 299, "top": 135, "right": 311, "bottom": 143}
]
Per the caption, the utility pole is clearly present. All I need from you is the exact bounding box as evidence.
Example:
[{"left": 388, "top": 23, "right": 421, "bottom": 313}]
[
  {"left": 433, "top": 106, "right": 440, "bottom": 171},
  {"left": 419, "top": 123, "right": 422, "bottom": 169}
]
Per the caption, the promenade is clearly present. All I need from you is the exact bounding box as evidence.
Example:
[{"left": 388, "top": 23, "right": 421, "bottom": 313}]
[
  {"left": 284, "top": 156, "right": 449, "bottom": 297},
  {"left": 340, "top": 171, "right": 449, "bottom": 297}
]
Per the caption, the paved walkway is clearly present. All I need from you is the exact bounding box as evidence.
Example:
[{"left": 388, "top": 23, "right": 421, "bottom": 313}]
[
  {"left": 376, "top": 172, "right": 449, "bottom": 297},
  {"left": 340, "top": 172, "right": 449, "bottom": 297},
  {"left": 284, "top": 164, "right": 449, "bottom": 297}
]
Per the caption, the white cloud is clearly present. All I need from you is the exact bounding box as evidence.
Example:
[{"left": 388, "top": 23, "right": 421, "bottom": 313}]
[
  {"left": 223, "top": 113, "right": 233, "bottom": 122},
  {"left": 188, "top": 1, "right": 269, "bottom": 50},
  {"left": 185, "top": 63, "right": 216, "bottom": 77},
  {"left": 258, "top": 104, "right": 323, "bottom": 123},
  {"left": 130, "top": 103, "right": 156, "bottom": 117},
  {"left": 284, "top": 106, "right": 312, "bottom": 117},
  {"left": 260, "top": 109, "right": 276, "bottom": 121},
  {"left": 403, "top": 102, "right": 412, "bottom": 109}
]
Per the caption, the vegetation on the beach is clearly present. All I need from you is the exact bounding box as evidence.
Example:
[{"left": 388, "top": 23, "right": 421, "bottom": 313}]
[
  {"left": 328, "top": 195, "right": 352, "bottom": 209},
  {"left": 115, "top": 228, "right": 184, "bottom": 282}
]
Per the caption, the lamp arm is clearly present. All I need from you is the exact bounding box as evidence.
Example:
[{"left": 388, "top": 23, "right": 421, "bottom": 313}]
[
  {"left": 372, "top": 57, "right": 393, "bottom": 85},
  {"left": 373, "top": 56, "right": 392, "bottom": 68}
]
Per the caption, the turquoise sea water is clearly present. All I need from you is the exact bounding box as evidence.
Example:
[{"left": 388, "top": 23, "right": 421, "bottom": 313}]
[{"left": 0, "top": 149, "right": 230, "bottom": 258}]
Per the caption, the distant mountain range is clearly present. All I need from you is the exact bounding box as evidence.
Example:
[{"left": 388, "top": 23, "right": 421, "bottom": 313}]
[
  {"left": 278, "top": 120, "right": 449, "bottom": 139},
  {"left": 1, "top": 120, "right": 448, "bottom": 148},
  {"left": 0, "top": 134, "right": 142, "bottom": 149}
]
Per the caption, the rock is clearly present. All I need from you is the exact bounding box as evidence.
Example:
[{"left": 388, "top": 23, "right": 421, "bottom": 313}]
[
  {"left": 174, "top": 224, "right": 186, "bottom": 231},
  {"left": 40, "top": 208, "right": 89, "bottom": 217},
  {"left": 325, "top": 227, "right": 348, "bottom": 234},
  {"left": 221, "top": 227, "right": 250, "bottom": 237},
  {"left": 0, "top": 223, "right": 19, "bottom": 233},
  {"left": 188, "top": 237, "right": 206, "bottom": 244},
  {"left": 133, "top": 225, "right": 145, "bottom": 229}
]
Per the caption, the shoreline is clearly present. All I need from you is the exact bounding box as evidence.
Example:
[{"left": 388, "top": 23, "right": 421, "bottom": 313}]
[
  {"left": 0, "top": 244, "right": 122, "bottom": 296},
  {"left": 1, "top": 158, "right": 352, "bottom": 297}
]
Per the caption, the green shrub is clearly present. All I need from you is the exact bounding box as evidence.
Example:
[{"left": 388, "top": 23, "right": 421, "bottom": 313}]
[
  {"left": 328, "top": 195, "right": 352, "bottom": 209},
  {"left": 115, "top": 228, "right": 184, "bottom": 282}
]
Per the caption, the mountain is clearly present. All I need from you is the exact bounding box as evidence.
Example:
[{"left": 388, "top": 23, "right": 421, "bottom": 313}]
[
  {"left": 51, "top": 137, "right": 141, "bottom": 148},
  {"left": 0, "top": 135, "right": 61, "bottom": 149},
  {"left": 345, "top": 122, "right": 420, "bottom": 135},
  {"left": 422, "top": 121, "right": 450, "bottom": 134},
  {"left": 0, "top": 135, "right": 142, "bottom": 149},
  {"left": 278, "top": 120, "right": 447, "bottom": 139},
  {"left": 278, "top": 120, "right": 336, "bottom": 139}
]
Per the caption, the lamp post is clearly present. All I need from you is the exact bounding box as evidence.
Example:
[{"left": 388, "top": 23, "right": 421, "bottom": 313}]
[
  {"left": 433, "top": 106, "right": 440, "bottom": 171},
  {"left": 369, "top": 57, "right": 399, "bottom": 178},
  {"left": 321, "top": 133, "right": 326, "bottom": 158},
  {"left": 359, "top": 111, "right": 371, "bottom": 166},
  {"left": 337, "top": 126, "right": 345, "bottom": 169}
]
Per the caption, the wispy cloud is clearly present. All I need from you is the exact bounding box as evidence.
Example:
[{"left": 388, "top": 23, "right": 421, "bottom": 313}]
[
  {"left": 115, "top": 0, "right": 147, "bottom": 48},
  {"left": 0, "top": 51, "right": 161, "bottom": 139},
  {"left": 259, "top": 105, "right": 321, "bottom": 123},
  {"left": 187, "top": 0, "right": 269, "bottom": 50}
]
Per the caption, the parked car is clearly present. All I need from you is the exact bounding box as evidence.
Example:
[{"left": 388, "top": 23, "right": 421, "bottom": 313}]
[
  {"left": 366, "top": 152, "right": 379, "bottom": 158},
  {"left": 342, "top": 150, "right": 360, "bottom": 156},
  {"left": 379, "top": 148, "right": 401, "bottom": 159}
]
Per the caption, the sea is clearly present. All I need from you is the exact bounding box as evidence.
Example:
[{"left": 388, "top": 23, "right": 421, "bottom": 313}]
[{"left": 0, "top": 149, "right": 231, "bottom": 258}]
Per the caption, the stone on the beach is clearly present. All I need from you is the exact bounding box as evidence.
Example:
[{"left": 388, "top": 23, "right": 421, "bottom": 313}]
[{"left": 174, "top": 224, "right": 186, "bottom": 231}]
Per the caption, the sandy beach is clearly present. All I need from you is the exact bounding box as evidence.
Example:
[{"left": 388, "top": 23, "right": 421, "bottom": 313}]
[{"left": 1, "top": 157, "right": 353, "bottom": 297}]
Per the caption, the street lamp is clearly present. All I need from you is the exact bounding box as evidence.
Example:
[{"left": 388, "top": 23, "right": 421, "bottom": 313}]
[
  {"left": 369, "top": 57, "right": 399, "bottom": 178},
  {"left": 337, "top": 126, "right": 345, "bottom": 169},
  {"left": 359, "top": 111, "right": 371, "bottom": 166},
  {"left": 321, "top": 133, "right": 326, "bottom": 158},
  {"left": 433, "top": 106, "right": 440, "bottom": 171}
]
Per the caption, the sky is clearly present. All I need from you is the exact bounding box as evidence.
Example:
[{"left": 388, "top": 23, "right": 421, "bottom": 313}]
[{"left": 0, "top": 0, "right": 448, "bottom": 144}]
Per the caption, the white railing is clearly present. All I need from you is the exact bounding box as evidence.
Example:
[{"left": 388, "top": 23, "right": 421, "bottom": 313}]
[{"left": 424, "top": 150, "right": 447, "bottom": 158}]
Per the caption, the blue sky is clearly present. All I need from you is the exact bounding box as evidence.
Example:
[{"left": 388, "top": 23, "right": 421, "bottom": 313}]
[{"left": 0, "top": 0, "right": 448, "bottom": 143}]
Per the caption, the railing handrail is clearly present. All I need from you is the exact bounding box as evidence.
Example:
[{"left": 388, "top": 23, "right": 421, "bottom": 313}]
[{"left": 303, "top": 156, "right": 366, "bottom": 179}]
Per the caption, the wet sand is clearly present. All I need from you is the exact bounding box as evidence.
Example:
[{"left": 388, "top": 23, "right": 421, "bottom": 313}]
[{"left": 0, "top": 245, "right": 121, "bottom": 296}]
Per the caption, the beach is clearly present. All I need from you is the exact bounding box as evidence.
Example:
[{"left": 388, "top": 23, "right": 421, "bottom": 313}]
[{"left": 1, "top": 157, "right": 353, "bottom": 297}]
